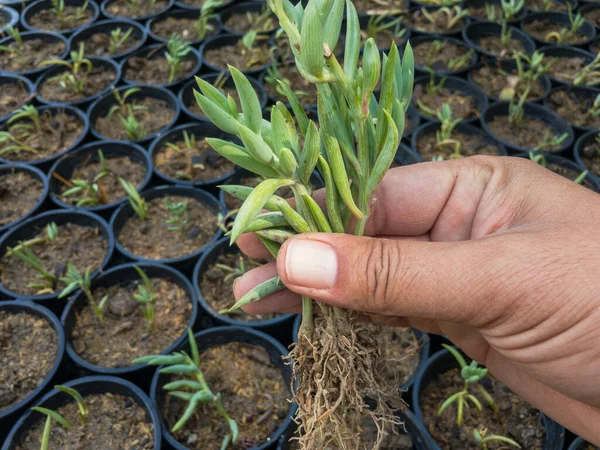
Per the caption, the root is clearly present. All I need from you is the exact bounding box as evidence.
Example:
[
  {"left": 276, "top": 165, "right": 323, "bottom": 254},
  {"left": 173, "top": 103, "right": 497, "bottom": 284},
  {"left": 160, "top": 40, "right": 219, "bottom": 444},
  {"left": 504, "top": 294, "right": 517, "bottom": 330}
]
[{"left": 288, "top": 304, "right": 403, "bottom": 450}]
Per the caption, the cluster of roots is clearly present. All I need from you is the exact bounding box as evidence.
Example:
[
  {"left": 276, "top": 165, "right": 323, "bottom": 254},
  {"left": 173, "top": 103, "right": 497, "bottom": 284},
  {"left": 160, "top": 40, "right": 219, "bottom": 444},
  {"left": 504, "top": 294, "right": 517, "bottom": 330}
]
[{"left": 289, "top": 304, "right": 401, "bottom": 450}]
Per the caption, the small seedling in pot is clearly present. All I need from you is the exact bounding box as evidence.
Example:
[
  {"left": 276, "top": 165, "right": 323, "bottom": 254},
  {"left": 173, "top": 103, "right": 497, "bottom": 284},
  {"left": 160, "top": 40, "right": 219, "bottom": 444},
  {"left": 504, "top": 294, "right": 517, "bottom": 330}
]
[
  {"left": 165, "top": 35, "right": 192, "bottom": 84},
  {"left": 0, "top": 105, "right": 46, "bottom": 155},
  {"left": 473, "top": 429, "right": 521, "bottom": 450},
  {"left": 529, "top": 150, "right": 589, "bottom": 182},
  {"left": 500, "top": 17, "right": 513, "bottom": 49},
  {"left": 424, "top": 40, "right": 473, "bottom": 72},
  {"left": 109, "top": 27, "right": 134, "bottom": 56},
  {"left": 418, "top": 0, "right": 460, "bottom": 6},
  {"left": 499, "top": 51, "right": 551, "bottom": 100},
  {"left": 573, "top": 54, "right": 600, "bottom": 86},
  {"left": 214, "top": 255, "right": 262, "bottom": 314},
  {"left": 361, "top": 15, "right": 405, "bottom": 43},
  {"left": 164, "top": 198, "right": 190, "bottom": 231},
  {"left": 133, "top": 265, "right": 157, "bottom": 331},
  {"left": 107, "top": 88, "right": 149, "bottom": 141},
  {"left": 134, "top": 329, "right": 239, "bottom": 448},
  {"left": 59, "top": 264, "right": 108, "bottom": 322},
  {"left": 421, "top": 6, "right": 468, "bottom": 31},
  {"left": 59, "top": 150, "right": 110, "bottom": 207},
  {"left": 164, "top": 130, "right": 220, "bottom": 180},
  {"left": 5, "top": 222, "right": 59, "bottom": 258},
  {"left": 358, "top": 0, "right": 406, "bottom": 15},
  {"left": 193, "top": 0, "right": 222, "bottom": 40},
  {"left": 240, "top": 31, "right": 269, "bottom": 68},
  {"left": 49, "top": 0, "right": 89, "bottom": 29},
  {"left": 432, "top": 103, "right": 462, "bottom": 159},
  {"left": 244, "top": 3, "right": 276, "bottom": 32},
  {"left": 8, "top": 242, "right": 57, "bottom": 294},
  {"left": 264, "top": 59, "right": 311, "bottom": 101},
  {"left": 585, "top": 93, "right": 600, "bottom": 121},
  {"left": 486, "top": 0, "right": 524, "bottom": 22},
  {"left": 119, "top": 178, "right": 147, "bottom": 220},
  {"left": 544, "top": 5, "right": 585, "bottom": 43},
  {"left": 40, "top": 43, "right": 92, "bottom": 95},
  {"left": 0, "top": 27, "right": 23, "bottom": 56},
  {"left": 119, "top": 113, "right": 149, "bottom": 141}
]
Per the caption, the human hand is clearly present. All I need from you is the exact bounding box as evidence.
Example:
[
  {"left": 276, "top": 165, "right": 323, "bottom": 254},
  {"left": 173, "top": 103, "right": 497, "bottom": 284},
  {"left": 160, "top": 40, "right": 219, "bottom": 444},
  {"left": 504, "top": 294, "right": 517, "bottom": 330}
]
[{"left": 233, "top": 156, "right": 600, "bottom": 445}]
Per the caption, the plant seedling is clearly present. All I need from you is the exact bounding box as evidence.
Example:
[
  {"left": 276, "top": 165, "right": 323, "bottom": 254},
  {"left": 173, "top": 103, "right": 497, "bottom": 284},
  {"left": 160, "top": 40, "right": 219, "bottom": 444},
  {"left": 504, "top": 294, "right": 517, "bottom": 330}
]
[
  {"left": 532, "top": 130, "right": 568, "bottom": 151},
  {"left": 423, "top": 40, "right": 473, "bottom": 72},
  {"left": 433, "top": 103, "right": 463, "bottom": 159},
  {"left": 507, "top": 82, "right": 530, "bottom": 125},
  {"left": 499, "top": 51, "right": 552, "bottom": 100},
  {"left": 109, "top": 27, "right": 134, "bottom": 56},
  {"left": 165, "top": 35, "right": 192, "bottom": 83},
  {"left": 164, "top": 130, "right": 216, "bottom": 180},
  {"left": 194, "top": 0, "right": 222, "bottom": 40},
  {"left": 134, "top": 329, "right": 239, "bottom": 448},
  {"left": 8, "top": 242, "right": 57, "bottom": 294},
  {"left": 0, "top": 27, "right": 23, "bottom": 55},
  {"left": 529, "top": 149, "right": 587, "bottom": 182},
  {"left": 586, "top": 93, "right": 600, "bottom": 119},
  {"left": 0, "top": 105, "right": 45, "bottom": 155},
  {"left": 59, "top": 264, "right": 108, "bottom": 322},
  {"left": 544, "top": 5, "right": 585, "bottom": 43},
  {"left": 119, "top": 178, "right": 147, "bottom": 220},
  {"left": 164, "top": 198, "right": 190, "bottom": 231},
  {"left": 240, "top": 31, "right": 269, "bottom": 68},
  {"left": 5, "top": 222, "right": 59, "bottom": 258},
  {"left": 264, "top": 60, "right": 311, "bottom": 101},
  {"left": 40, "top": 42, "right": 92, "bottom": 95},
  {"left": 361, "top": 15, "right": 405, "bottom": 43},
  {"left": 500, "top": 18, "right": 513, "bottom": 48},
  {"left": 119, "top": 113, "right": 149, "bottom": 141},
  {"left": 133, "top": 265, "right": 157, "bottom": 331},
  {"left": 49, "top": 0, "right": 89, "bottom": 28},
  {"left": 473, "top": 429, "right": 521, "bottom": 449},
  {"left": 486, "top": 0, "right": 524, "bottom": 21},
  {"left": 421, "top": 6, "right": 468, "bottom": 31},
  {"left": 573, "top": 54, "right": 600, "bottom": 86},
  {"left": 60, "top": 150, "right": 111, "bottom": 206},
  {"left": 244, "top": 3, "right": 276, "bottom": 32},
  {"left": 107, "top": 87, "right": 149, "bottom": 141}
]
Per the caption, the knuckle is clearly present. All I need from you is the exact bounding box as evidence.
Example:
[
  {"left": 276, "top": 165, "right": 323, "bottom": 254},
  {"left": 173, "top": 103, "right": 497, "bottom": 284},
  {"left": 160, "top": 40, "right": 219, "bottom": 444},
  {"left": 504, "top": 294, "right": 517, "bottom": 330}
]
[{"left": 363, "top": 239, "right": 401, "bottom": 308}]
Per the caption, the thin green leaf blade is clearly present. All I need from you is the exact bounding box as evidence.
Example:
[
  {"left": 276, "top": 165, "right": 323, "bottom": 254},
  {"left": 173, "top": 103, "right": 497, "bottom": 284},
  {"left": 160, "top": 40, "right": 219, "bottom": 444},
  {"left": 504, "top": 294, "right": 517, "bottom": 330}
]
[
  {"left": 228, "top": 276, "right": 285, "bottom": 311},
  {"left": 229, "top": 66, "right": 262, "bottom": 133}
]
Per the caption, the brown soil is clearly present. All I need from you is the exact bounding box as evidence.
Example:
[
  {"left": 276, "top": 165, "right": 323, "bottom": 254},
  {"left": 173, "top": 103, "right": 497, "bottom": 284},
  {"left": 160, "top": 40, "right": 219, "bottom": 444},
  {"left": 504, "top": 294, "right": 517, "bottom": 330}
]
[
  {"left": 0, "top": 223, "right": 108, "bottom": 296},
  {"left": 372, "top": 325, "right": 421, "bottom": 389},
  {"left": 27, "top": 7, "right": 93, "bottom": 32},
  {"left": 524, "top": 20, "right": 588, "bottom": 45},
  {"left": 582, "top": 9, "right": 600, "bottom": 27},
  {"left": 353, "top": 0, "right": 408, "bottom": 15},
  {"left": 548, "top": 89, "right": 600, "bottom": 130},
  {"left": 57, "top": 155, "right": 147, "bottom": 206},
  {"left": 0, "top": 171, "right": 44, "bottom": 227},
  {"left": 412, "top": 84, "right": 479, "bottom": 120},
  {"left": 0, "top": 110, "right": 85, "bottom": 163},
  {"left": 546, "top": 56, "right": 587, "bottom": 84},
  {"left": 471, "top": 64, "right": 546, "bottom": 100},
  {"left": 264, "top": 64, "right": 318, "bottom": 106},
  {"left": 525, "top": 0, "right": 571, "bottom": 11},
  {"left": 0, "top": 310, "right": 58, "bottom": 412},
  {"left": 581, "top": 141, "right": 600, "bottom": 176},
  {"left": 201, "top": 251, "right": 276, "bottom": 321},
  {"left": 39, "top": 66, "right": 116, "bottom": 103},
  {"left": 487, "top": 115, "right": 564, "bottom": 151},
  {"left": 15, "top": 392, "right": 155, "bottom": 449},
  {"left": 125, "top": 53, "right": 195, "bottom": 85},
  {"left": 154, "top": 135, "right": 236, "bottom": 182},
  {"left": 71, "top": 277, "right": 192, "bottom": 367},
  {"left": 82, "top": 30, "right": 140, "bottom": 57},
  {"left": 0, "top": 39, "right": 65, "bottom": 73},
  {"left": 224, "top": 11, "right": 278, "bottom": 33},
  {"left": 204, "top": 40, "right": 271, "bottom": 72},
  {"left": 421, "top": 368, "right": 545, "bottom": 449},
  {"left": 360, "top": 27, "right": 407, "bottom": 50},
  {"left": 405, "top": 9, "right": 464, "bottom": 34},
  {"left": 476, "top": 35, "right": 525, "bottom": 59},
  {"left": 413, "top": 40, "right": 471, "bottom": 73},
  {"left": 105, "top": 0, "right": 169, "bottom": 18},
  {"left": 0, "top": 82, "right": 30, "bottom": 118},
  {"left": 151, "top": 16, "right": 219, "bottom": 42},
  {"left": 94, "top": 97, "right": 175, "bottom": 141},
  {"left": 118, "top": 196, "right": 218, "bottom": 260},
  {"left": 417, "top": 129, "right": 503, "bottom": 160},
  {"left": 163, "top": 341, "right": 288, "bottom": 449}
]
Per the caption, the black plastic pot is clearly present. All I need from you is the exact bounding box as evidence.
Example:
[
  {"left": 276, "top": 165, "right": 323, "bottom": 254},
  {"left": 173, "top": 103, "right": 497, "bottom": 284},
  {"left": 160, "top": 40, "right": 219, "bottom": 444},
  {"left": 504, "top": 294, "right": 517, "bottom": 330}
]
[
  {"left": 146, "top": 9, "right": 223, "bottom": 45},
  {"left": 569, "top": 437, "right": 598, "bottom": 449},
  {"left": 220, "top": 1, "right": 278, "bottom": 36},
  {"left": 0, "top": 6, "right": 20, "bottom": 33},
  {"left": 525, "top": 0, "right": 579, "bottom": 13},
  {"left": 465, "top": 0, "right": 526, "bottom": 24},
  {"left": 179, "top": 74, "right": 268, "bottom": 122},
  {"left": 174, "top": 0, "right": 234, "bottom": 11},
  {"left": 35, "top": 56, "right": 121, "bottom": 108},
  {"left": 358, "top": 14, "right": 410, "bottom": 52},
  {"left": 0, "top": 210, "right": 115, "bottom": 311},
  {"left": 101, "top": 0, "right": 174, "bottom": 21},
  {"left": 69, "top": 18, "right": 147, "bottom": 61},
  {"left": 574, "top": 129, "right": 600, "bottom": 183},
  {"left": 521, "top": 12, "right": 596, "bottom": 48},
  {"left": 88, "top": 85, "right": 180, "bottom": 145},
  {"left": 21, "top": 0, "right": 99, "bottom": 35},
  {"left": 589, "top": 34, "right": 600, "bottom": 53},
  {"left": 0, "top": 74, "right": 35, "bottom": 124},
  {"left": 403, "top": 106, "right": 422, "bottom": 141},
  {"left": 396, "top": 141, "right": 424, "bottom": 165},
  {"left": 412, "top": 348, "right": 566, "bottom": 450},
  {"left": 544, "top": 85, "right": 600, "bottom": 134},
  {"left": 60, "top": 262, "right": 198, "bottom": 385},
  {"left": 0, "top": 105, "right": 89, "bottom": 171},
  {"left": 110, "top": 185, "right": 224, "bottom": 271},
  {"left": 0, "top": 0, "right": 33, "bottom": 12},
  {"left": 150, "top": 326, "right": 297, "bottom": 450},
  {"left": 413, "top": 75, "right": 488, "bottom": 126},
  {"left": 411, "top": 36, "right": 479, "bottom": 78},
  {"left": 580, "top": 3, "right": 600, "bottom": 31},
  {"left": 48, "top": 140, "right": 153, "bottom": 217},
  {"left": 120, "top": 43, "right": 202, "bottom": 90},
  {"left": 0, "top": 31, "right": 69, "bottom": 79},
  {"left": 0, "top": 300, "right": 66, "bottom": 441},
  {"left": 0, "top": 164, "right": 49, "bottom": 235},
  {"left": 538, "top": 45, "right": 596, "bottom": 86},
  {"left": 481, "top": 101, "right": 575, "bottom": 155},
  {"left": 200, "top": 33, "right": 272, "bottom": 76},
  {"left": 405, "top": 5, "right": 468, "bottom": 37},
  {"left": 149, "top": 122, "right": 241, "bottom": 189},
  {"left": 2, "top": 375, "right": 161, "bottom": 450},
  {"left": 463, "top": 21, "right": 536, "bottom": 61}
]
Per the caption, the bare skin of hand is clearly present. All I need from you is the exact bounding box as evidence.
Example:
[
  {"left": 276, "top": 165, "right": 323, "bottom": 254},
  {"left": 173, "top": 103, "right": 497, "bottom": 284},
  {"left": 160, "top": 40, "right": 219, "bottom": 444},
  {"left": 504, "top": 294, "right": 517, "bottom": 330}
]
[{"left": 232, "top": 156, "right": 600, "bottom": 445}]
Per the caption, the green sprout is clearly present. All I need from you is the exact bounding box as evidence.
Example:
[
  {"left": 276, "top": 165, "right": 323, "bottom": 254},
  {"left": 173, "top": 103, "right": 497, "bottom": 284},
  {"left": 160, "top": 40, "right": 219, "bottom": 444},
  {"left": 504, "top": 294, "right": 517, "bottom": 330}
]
[
  {"left": 133, "top": 265, "right": 157, "bottom": 331},
  {"left": 500, "top": 51, "right": 552, "bottom": 100},
  {"left": 5, "top": 222, "right": 59, "bottom": 258},
  {"left": 244, "top": 3, "right": 276, "bottom": 32},
  {"left": 59, "top": 264, "right": 108, "bottom": 322},
  {"left": 0, "top": 27, "right": 23, "bottom": 55},
  {"left": 164, "top": 198, "right": 190, "bottom": 231},
  {"left": 486, "top": 0, "right": 524, "bottom": 21},
  {"left": 109, "top": 27, "right": 134, "bottom": 56},
  {"left": 0, "top": 105, "right": 45, "bottom": 155},
  {"left": 508, "top": 82, "right": 531, "bottom": 125},
  {"left": 433, "top": 103, "right": 462, "bottom": 159},
  {"left": 573, "top": 169, "right": 589, "bottom": 185},
  {"left": 544, "top": 5, "right": 585, "bottom": 43},
  {"left": 60, "top": 150, "right": 111, "bottom": 206},
  {"left": 107, "top": 87, "right": 149, "bottom": 141},
  {"left": 586, "top": 93, "right": 600, "bottom": 120},
  {"left": 194, "top": 0, "right": 223, "bottom": 40},
  {"left": 119, "top": 178, "right": 147, "bottom": 220},
  {"left": 165, "top": 35, "right": 192, "bottom": 83},
  {"left": 529, "top": 150, "right": 546, "bottom": 167},
  {"left": 119, "top": 113, "right": 149, "bottom": 141},
  {"left": 423, "top": 40, "right": 473, "bottom": 72},
  {"left": 49, "top": 0, "right": 89, "bottom": 28},
  {"left": 500, "top": 18, "right": 513, "bottom": 48},
  {"left": 165, "top": 130, "right": 214, "bottom": 180},
  {"left": 240, "top": 31, "right": 269, "bottom": 68},
  {"left": 418, "top": 0, "right": 460, "bottom": 6},
  {"left": 573, "top": 53, "right": 600, "bottom": 86},
  {"left": 8, "top": 242, "right": 57, "bottom": 294},
  {"left": 362, "top": 15, "right": 405, "bottom": 43},
  {"left": 134, "top": 329, "right": 239, "bottom": 448},
  {"left": 31, "top": 405, "right": 72, "bottom": 450},
  {"left": 216, "top": 256, "right": 251, "bottom": 282},
  {"left": 40, "top": 42, "right": 92, "bottom": 95},
  {"left": 264, "top": 59, "right": 311, "bottom": 101},
  {"left": 421, "top": 6, "right": 467, "bottom": 31},
  {"left": 473, "top": 429, "right": 521, "bottom": 450},
  {"left": 532, "top": 131, "right": 569, "bottom": 151}
]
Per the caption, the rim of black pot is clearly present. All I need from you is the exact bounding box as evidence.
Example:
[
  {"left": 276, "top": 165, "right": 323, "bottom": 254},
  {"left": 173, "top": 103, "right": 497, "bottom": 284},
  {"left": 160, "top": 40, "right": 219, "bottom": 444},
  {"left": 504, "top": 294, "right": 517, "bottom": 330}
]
[
  {"left": 0, "top": 163, "right": 49, "bottom": 234},
  {"left": 0, "top": 6, "right": 19, "bottom": 33},
  {"left": 220, "top": 1, "right": 279, "bottom": 35},
  {"left": 464, "top": 0, "right": 525, "bottom": 24},
  {"left": 580, "top": 3, "right": 600, "bottom": 31},
  {"left": 200, "top": 33, "right": 272, "bottom": 76},
  {"left": 0, "top": 209, "right": 115, "bottom": 303},
  {"left": 462, "top": 21, "right": 536, "bottom": 61},
  {"left": 404, "top": 5, "right": 469, "bottom": 37},
  {"left": 410, "top": 35, "right": 479, "bottom": 77},
  {"left": 568, "top": 437, "right": 594, "bottom": 450},
  {"left": 589, "top": 34, "right": 600, "bottom": 52},
  {"left": 0, "top": 74, "right": 35, "bottom": 124},
  {"left": 179, "top": 74, "right": 268, "bottom": 123},
  {"left": 21, "top": 0, "right": 99, "bottom": 35},
  {"left": 35, "top": 56, "right": 121, "bottom": 107},
  {"left": 100, "top": 0, "right": 175, "bottom": 21},
  {"left": 0, "top": 31, "right": 70, "bottom": 78},
  {"left": 149, "top": 326, "right": 298, "bottom": 450},
  {"left": 525, "top": 0, "right": 579, "bottom": 13},
  {"left": 412, "top": 347, "right": 566, "bottom": 450},
  {"left": 413, "top": 75, "right": 488, "bottom": 126},
  {"left": 0, "top": 105, "right": 90, "bottom": 168},
  {"left": 47, "top": 140, "right": 153, "bottom": 214},
  {"left": 192, "top": 237, "right": 296, "bottom": 328},
  {"left": 149, "top": 122, "right": 242, "bottom": 187},
  {"left": 520, "top": 11, "right": 597, "bottom": 48},
  {"left": 1, "top": 375, "right": 161, "bottom": 450},
  {"left": 538, "top": 45, "right": 596, "bottom": 86},
  {"left": 174, "top": 0, "right": 234, "bottom": 11},
  {"left": 60, "top": 262, "right": 198, "bottom": 376},
  {"left": 0, "top": 300, "right": 66, "bottom": 423},
  {"left": 145, "top": 9, "right": 223, "bottom": 45},
  {"left": 120, "top": 43, "right": 202, "bottom": 90},
  {"left": 545, "top": 84, "right": 600, "bottom": 133},
  {"left": 110, "top": 184, "right": 224, "bottom": 266},
  {"left": 69, "top": 18, "right": 148, "bottom": 61},
  {"left": 574, "top": 129, "right": 600, "bottom": 181},
  {"left": 87, "top": 84, "right": 180, "bottom": 144},
  {"left": 396, "top": 141, "right": 424, "bottom": 164},
  {"left": 481, "top": 101, "right": 575, "bottom": 154}
]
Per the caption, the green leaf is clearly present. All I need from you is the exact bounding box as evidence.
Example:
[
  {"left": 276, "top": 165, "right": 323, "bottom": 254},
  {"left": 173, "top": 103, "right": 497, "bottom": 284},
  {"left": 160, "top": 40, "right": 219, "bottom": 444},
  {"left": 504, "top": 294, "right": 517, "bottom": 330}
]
[
  {"left": 367, "top": 110, "right": 400, "bottom": 195},
  {"left": 160, "top": 364, "right": 200, "bottom": 374},
  {"left": 271, "top": 197, "right": 311, "bottom": 234},
  {"left": 195, "top": 76, "right": 229, "bottom": 111},
  {"left": 343, "top": 0, "right": 360, "bottom": 80},
  {"left": 193, "top": 90, "right": 240, "bottom": 135},
  {"left": 258, "top": 235, "right": 281, "bottom": 258},
  {"left": 436, "top": 392, "right": 462, "bottom": 416},
  {"left": 323, "top": 0, "right": 344, "bottom": 49},
  {"left": 238, "top": 125, "right": 277, "bottom": 166},
  {"left": 163, "top": 380, "right": 205, "bottom": 391},
  {"left": 442, "top": 344, "right": 468, "bottom": 369},
  {"left": 219, "top": 185, "right": 280, "bottom": 211},
  {"left": 279, "top": 147, "right": 298, "bottom": 177},
  {"left": 362, "top": 38, "right": 381, "bottom": 96},
  {"left": 229, "top": 66, "right": 262, "bottom": 134},
  {"left": 466, "top": 394, "right": 483, "bottom": 411},
  {"left": 31, "top": 407, "right": 72, "bottom": 429},
  {"left": 298, "top": 121, "right": 320, "bottom": 185},
  {"left": 168, "top": 391, "right": 194, "bottom": 401},
  {"left": 172, "top": 390, "right": 204, "bottom": 432},
  {"left": 300, "top": 0, "right": 325, "bottom": 78},
  {"left": 188, "top": 328, "right": 200, "bottom": 367},
  {"left": 133, "top": 354, "right": 186, "bottom": 366},
  {"left": 255, "top": 228, "right": 296, "bottom": 244},
  {"left": 301, "top": 193, "right": 332, "bottom": 232},
  {"left": 206, "top": 138, "right": 279, "bottom": 179},
  {"left": 375, "top": 43, "right": 398, "bottom": 156},
  {"left": 317, "top": 156, "right": 344, "bottom": 233},
  {"left": 400, "top": 42, "right": 415, "bottom": 111},
  {"left": 276, "top": 83, "right": 309, "bottom": 136},
  {"left": 228, "top": 276, "right": 286, "bottom": 312},
  {"left": 243, "top": 212, "right": 288, "bottom": 232}
]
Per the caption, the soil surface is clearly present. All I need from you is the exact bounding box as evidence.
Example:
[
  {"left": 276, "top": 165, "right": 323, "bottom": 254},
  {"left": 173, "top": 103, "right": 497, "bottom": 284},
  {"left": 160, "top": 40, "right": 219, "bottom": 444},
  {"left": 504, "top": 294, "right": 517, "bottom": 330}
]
[
  {"left": 15, "top": 393, "right": 155, "bottom": 449},
  {"left": 582, "top": 9, "right": 600, "bottom": 27},
  {"left": 548, "top": 89, "right": 600, "bottom": 130},
  {"left": 178, "top": 0, "right": 207, "bottom": 5},
  {"left": 27, "top": 7, "right": 93, "bottom": 32},
  {"left": 476, "top": 35, "right": 525, "bottom": 58},
  {"left": 524, "top": 20, "right": 588, "bottom": 45},
  {"left": 163, "top": 341, "right": 289, "bottom": 449},
  {"left": 0, "top": 82, "right": 30, "bottom": 118},
  {"left": 118, "top": 195, "right": 218, "bottom": 260},
  {"left": 469, "top": 4, "right": 522, "bottom": 22},
  {"left": 94, "top": 97, "right": 175, "bottom": 141},
  {"left": 581, "top": 141, "right": 600, "bottom": 176},
  {"left": 471, "top": 64, "right": 546, "bottom": 100},
  {"left": 413, "top": 40, "right": 472, "bottom": 73},
  {"left": 360, "top": 27, "right": 407, "bottom": 49},
  {"left": 417, "top": 129, "right": 503, "bottom": 160},
  {"left": 151, "top": 16, "right": 219, "bottom": 42},
  {"left": 204, "top": 40, "right": 271, "bottom": 72},
  {"left": 82, "top": 29, "right": 140, "bottom": 57},
  {"left": 405, "top": 9, "right": 464, "bottom": 34},
  {"left": 525, "top": 0, "right": 571, "bottom": 10},
  {"left": 371, "top": 325, "right": 421, "bottom": 389},
  {"left": 125, "top": 52, "right": 195, "bottom": 85},
  {"left": 71, "top": 277, "right": 192, "bottom": 367},
  {"left": 0, "top": 39, "right": 66, "bottom": 73},
  {"left": 413, "top": 84, "right": 479, "bottom": 121},
  {"left": 353, "top": 0, "right": 408, "bottom": 15},
  {"left": 105, "top": 0, "right": 169, "bottom": 18},
  {"left": 39, "top": 66, "right": 116, "bottom": 103},
  {"left": 201, "top": 251, "right": 276, "bottom": 321},
  {"left": 224, "top": 11, "right": 278, "bottom": 33},
  {"left": 56, "top": 155, "right": 147, "bottom": 206},
  {"left": 0, "top": 310, "right": 58, "bottom": 412},
  {"left": 546, "top": 56, "right": 587, "bottom": 84},
  {"left": 0, "top": 110, "right": 85, "bottom": 163},
  {"left": 0, "top": 171, "right": 44, "bottom": 227},
  {"left": 264, "top": 64, "right": 318, "bottom": 107},
  {"left": 487, "top": 115, "right": 565, "bottom": 151},
  {"left": 154, "top": 135, "right": 236, "bottom": 182}
]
